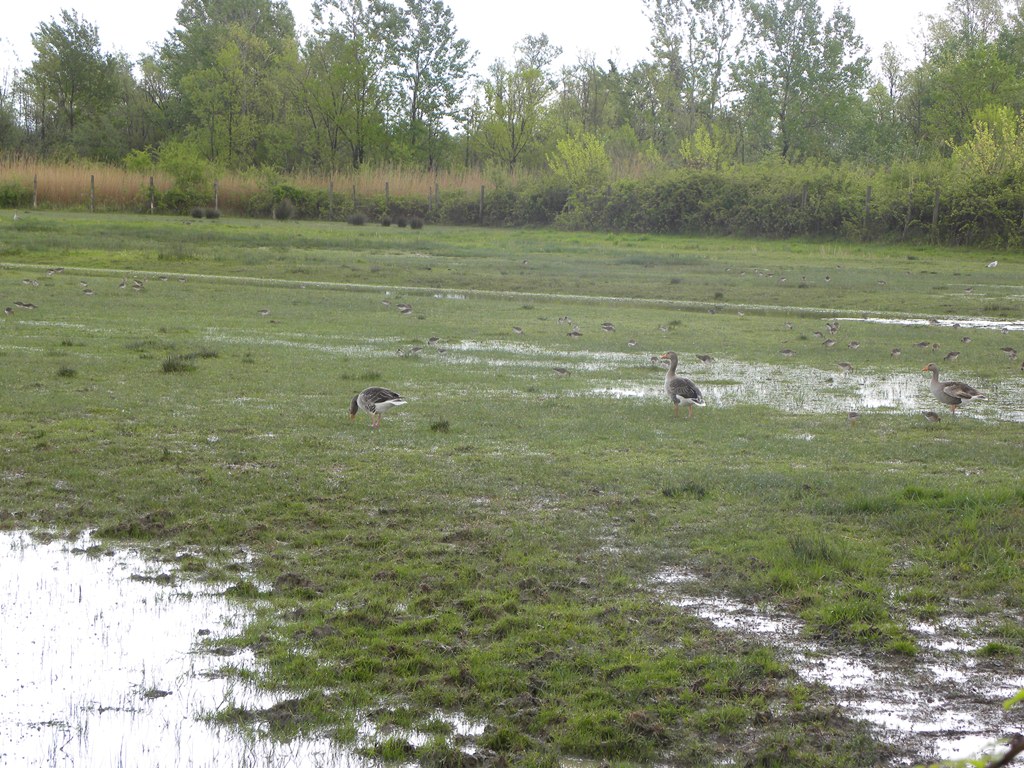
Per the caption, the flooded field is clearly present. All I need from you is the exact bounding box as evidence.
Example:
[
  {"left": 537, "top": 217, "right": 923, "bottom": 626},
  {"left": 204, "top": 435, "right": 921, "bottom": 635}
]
[
  {"left": 0, "top": 530, "right": 483, "bottom": 767},
  {"left": 655, "top": 569, "right": 1024, "bottom": 766},
  {"left": 8, "top": 530, "right": 1021, "bottom": 767}
]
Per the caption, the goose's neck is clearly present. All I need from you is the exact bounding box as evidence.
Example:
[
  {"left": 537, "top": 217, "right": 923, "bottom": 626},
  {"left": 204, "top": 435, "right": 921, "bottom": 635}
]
[{"left": 665, "top": 357, "right": 678, "bottom": 377}]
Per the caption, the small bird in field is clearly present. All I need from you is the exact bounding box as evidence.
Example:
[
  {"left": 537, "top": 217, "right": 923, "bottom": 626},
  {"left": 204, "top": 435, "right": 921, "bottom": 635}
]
[
  {"left": 660, "top": 351, "right": 705, "bottom": 417},
  {"left": 922, "top": 411, "right": 941, "bottom": 423},
  {"left": 891, "top": 348, "right": 901, "bottom": 358},
  {"left": 349, "top": 387, "right": 407, "bottom": 429},
  {"left": 847, "top": 411, "right": 859, "bottom": 426},
  {"left": 837, "top": 362, "right": 854, "bottom": 373},
  {"left": 696, "top": 354, "right": 714, "bottom": 363},
  {"left": 922, "top": 363, "right": 985, "bottom": 414},
  {"left": 943, "top": 351, "right": 960, "bottom": 362}
]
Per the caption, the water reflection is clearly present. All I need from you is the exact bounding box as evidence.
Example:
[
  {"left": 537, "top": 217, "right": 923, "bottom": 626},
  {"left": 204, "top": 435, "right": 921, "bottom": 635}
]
[
  {"left": 655, "top": 569, "right": 1024, "bottom": 764},
  {"left": 586, "top": 359, "right": 1024, "bottom": 422},
  {"left": 0, "top": 531, "right": 358, "bottom": 766}
]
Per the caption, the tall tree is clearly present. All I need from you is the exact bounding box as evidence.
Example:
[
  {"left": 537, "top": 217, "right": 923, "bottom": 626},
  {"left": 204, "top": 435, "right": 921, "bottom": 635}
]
[
  {"left": 395, "top": 0, "right": 474, "bottom": 168},
  {"left": 904, "top": 0, "right": 1019, "bottom": 152},
  {"left": 475, "top": 34, "right": 561, "bottom": 172},
  {"left": 303, "top": 0, "right": 405, "bottom": 168},
  {"left": 644, "top": 0, "right": 738, "bottom": 138},
  {"left": 21, "top": 10, "right": 121, "bottom": 150},
  {"left": 160, "top": 0, "right": 299, "bottom": 166},
  {"left": 733, "top": 0, "right": 869, "bottom": 161}
]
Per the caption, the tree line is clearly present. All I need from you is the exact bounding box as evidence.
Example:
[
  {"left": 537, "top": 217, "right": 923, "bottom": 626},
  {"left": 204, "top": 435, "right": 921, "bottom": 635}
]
[{"left": 2, "top": 0, "right": 1024, "bottom": 244}]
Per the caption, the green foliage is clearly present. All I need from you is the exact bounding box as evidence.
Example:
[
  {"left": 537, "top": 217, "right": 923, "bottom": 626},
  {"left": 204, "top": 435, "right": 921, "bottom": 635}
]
[
  {"left": 155, "top": 140, "right": 211, "bottom": 212},
  {"left": 547, "top": 132, "right": 611, "bottom": 197},
  {"left": 0, "top": 182, "right": 31, "bottom": 208}
]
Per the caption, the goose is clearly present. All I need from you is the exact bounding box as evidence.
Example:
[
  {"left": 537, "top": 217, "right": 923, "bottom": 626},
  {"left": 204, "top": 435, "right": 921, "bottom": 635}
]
[
  {"left": 922, "top": 363, "right": 985, "bottom": 414},
  {"left": 349, "top": 387, "right": 407, "bottom": 428},
  {"left": 659, "top": 352, "right": 705, "bottom": 417}
]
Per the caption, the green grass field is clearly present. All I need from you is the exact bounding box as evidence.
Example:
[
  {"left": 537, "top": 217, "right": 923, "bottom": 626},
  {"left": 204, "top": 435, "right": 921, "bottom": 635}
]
[{"left": 1, "top": 211, "right": 1022, "bottom": 767}]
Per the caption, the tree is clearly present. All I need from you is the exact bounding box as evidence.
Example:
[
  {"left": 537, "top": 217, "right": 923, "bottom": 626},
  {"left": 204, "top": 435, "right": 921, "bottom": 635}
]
[
  {"left": 903, "top": 0, "right": 1020, "bottom": 152},
  {"left": 644, "top": 0, "right": 739, "bottom": 138},
  {"left": 475, "top": 34, "right": 562, "bottom": 172},
  {"left": 296, "top": 28, "right": 389, "bottom": 170},
  {"left": 733, "top": 0, "right": 870, "bottom": 161},
  {"left": 21, "top": 10, "right": 121, "bottom": 151},
  {"left": 159, "top": 0, "right": 299, "bottom": 166},
  {"left": 395, "top": 0, "right": 474, "bottom": 168},
  {"left": 299, "top": 0, "right": 405, "bottom": 168}
]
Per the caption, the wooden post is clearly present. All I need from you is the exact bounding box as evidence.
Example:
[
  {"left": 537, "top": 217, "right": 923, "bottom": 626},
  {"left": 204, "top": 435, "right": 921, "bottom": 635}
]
[
  {"left": 33, "top": 174, "right": 38, "bottom": 208},
  {"left": 352, "top": 184, "right": 357, "bottom": 209},
  {"left": 213, "top": 180, "right": 219, "bottom": 212},
  {"left": 479, "top": 185, "right": 485, "bottom": 224},
  {"left": 328, "top": 179, "right": 334, "bottom": 216},
  {"left": 801, "top": 182, "right": 808, "bottom": 209},
  {"left": 149, "top": 176, "right": 155, "bottom": 213},
  {"left": 90, "top": 175, "right": 95, "bottom": 212},
  {"left": 434, "top": 182, "right": 439, "bottom": 211},
  {"left": 385, "top": 181, "right": 390, "bottom": 212}
]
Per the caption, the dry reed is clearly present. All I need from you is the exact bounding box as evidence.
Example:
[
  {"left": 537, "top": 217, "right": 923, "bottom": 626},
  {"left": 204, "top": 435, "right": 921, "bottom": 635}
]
[{"left": 0, "top": 155, "right": 529, "bottom": 214}]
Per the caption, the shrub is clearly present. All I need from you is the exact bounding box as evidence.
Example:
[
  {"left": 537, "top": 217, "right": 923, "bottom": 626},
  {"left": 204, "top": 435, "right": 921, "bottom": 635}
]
[
  {"left": 380, "top": 215, "right": 391, "bottom": 226},
  {"left": 0, "top": 182, "right": 30, "bottom": 208},
  {"left": 409, "top": 216, "right": 424, "bottom": 229},
  {"left": 348, "top": 212, "right": 368, "bottom": 225},
  {"left": 205, "top": 207, "right": 221, "bottom": 219},
  {"left": 190, "top": 207, "right": 204, "bottom": 219}
]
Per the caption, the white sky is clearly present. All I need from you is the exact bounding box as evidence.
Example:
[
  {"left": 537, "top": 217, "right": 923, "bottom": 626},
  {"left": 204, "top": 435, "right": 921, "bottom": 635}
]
[{"left": 0, "top": 0, "right": 937, "bottom": 79}]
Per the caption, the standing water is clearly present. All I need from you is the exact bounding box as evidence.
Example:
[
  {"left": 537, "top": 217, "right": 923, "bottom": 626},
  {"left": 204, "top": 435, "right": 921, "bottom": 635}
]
[{"left": 0, "top": 530, "right": 354, "bottom": 767}]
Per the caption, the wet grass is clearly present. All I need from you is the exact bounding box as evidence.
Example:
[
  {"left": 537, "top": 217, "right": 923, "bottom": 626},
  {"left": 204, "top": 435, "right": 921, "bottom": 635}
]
[{"left": 1, "top": 210, "right": 1022, "bottom": 765}]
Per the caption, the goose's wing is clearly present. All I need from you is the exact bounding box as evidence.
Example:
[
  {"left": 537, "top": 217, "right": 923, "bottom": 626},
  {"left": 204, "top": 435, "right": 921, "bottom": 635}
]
[
  {"left": 669, "top": 376, "right": 703, "bottom": 403},
  {"left": 942, "top": 381, "right": 983, "bottom": 400}
]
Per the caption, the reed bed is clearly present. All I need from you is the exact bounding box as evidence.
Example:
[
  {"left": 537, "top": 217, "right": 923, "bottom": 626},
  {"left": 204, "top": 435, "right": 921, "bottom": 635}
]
[{"left": 0, "top": 155, "right": 528, "bottom": 214}]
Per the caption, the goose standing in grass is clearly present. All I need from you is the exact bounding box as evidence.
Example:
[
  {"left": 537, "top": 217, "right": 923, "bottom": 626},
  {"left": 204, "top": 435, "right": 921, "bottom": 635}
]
[
  {"left": 349, "top": 387, "right": 407, "bottom": 428},
  {"left": 659, "top": 352, "right": 705, "bottom": 417},
  {"left": 922, "top": 363, "right": 985, "bottom": 414}
]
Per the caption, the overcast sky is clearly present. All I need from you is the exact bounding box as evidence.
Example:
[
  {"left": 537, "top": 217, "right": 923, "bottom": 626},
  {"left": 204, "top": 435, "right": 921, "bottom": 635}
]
[{"left": 1, "top": 0, "right": 938, "bottom": 77}]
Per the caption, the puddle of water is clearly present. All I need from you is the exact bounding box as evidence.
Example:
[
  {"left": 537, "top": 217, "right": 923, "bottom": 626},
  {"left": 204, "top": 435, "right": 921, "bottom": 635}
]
[
  {"left": 655, "top": 569, "right": 1024, "bottom": 765},
  {"left": 585, "top": 359, "right": 1024, "bottom": 422},
  {"left": 0, "top": 530, "right": 483, "bottom": 767},
  {"left": 841, "top": 316, "right": 1024, "bottom": 333}
]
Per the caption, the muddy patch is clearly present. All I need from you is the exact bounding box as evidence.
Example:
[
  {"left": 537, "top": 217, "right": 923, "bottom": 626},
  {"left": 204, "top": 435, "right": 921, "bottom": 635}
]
[
  {"left": 655, "top": 569, "right": 1024, "bottom": 766},
  {"left": 0, "top": 530, "right": 483, "bottom": 767}
]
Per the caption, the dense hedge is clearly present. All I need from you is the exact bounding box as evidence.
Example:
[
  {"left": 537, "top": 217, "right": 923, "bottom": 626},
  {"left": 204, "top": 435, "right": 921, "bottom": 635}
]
[{"left": 11, "top": 160, "right": 1024, "bottom": 246}]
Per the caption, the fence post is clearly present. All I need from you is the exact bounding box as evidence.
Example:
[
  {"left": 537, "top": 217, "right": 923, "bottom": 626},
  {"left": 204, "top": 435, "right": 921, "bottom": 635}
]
[
  {"left": 801, "top": 182, "right": 808, "bottom": 209},
  {"left": 352, "top": 184, "right": 357, "bottom": 209},
  {"left": 479, "top": 185, "right": 484, "bottom": 224},
  {"left": 213, "top": 180, "right": 219, "bottom": 212},
  {"left": 90, "top": 175, "right": 95, "bottom": 212},
  {"left": 149, "top": 176, "right": 155, "bottom": 213},
  {"left": 328, "top": 179, "right": 335, "bottom": 218},
  {"left": 33, "top": 174, "right": 38, "bottom": 208},
  {"left": 385, "top": 181, "right": 389, "bottom": 212}
]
